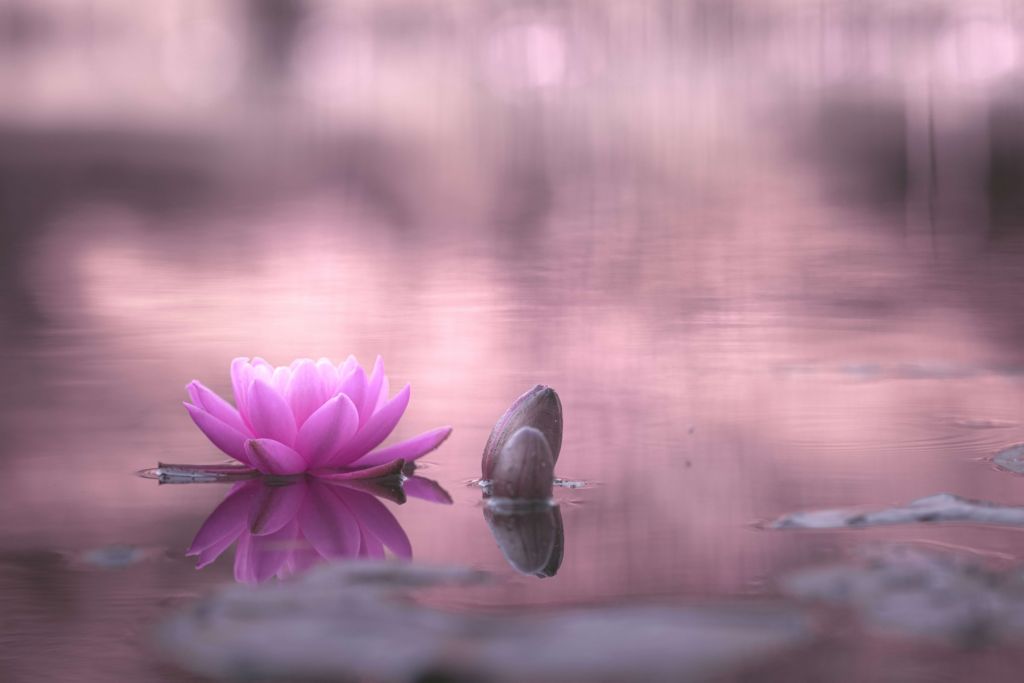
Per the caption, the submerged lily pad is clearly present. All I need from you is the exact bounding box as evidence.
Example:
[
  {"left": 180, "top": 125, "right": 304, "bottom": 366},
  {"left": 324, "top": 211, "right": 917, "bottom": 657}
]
[
  {"left": 950, "top": 418, "right": 1019, "bottom": 430},
  {"left": 770, "top": 493, "right": 1024, "bottom": 530},
  {"left": 781, "top": 545, "right": 1024, "bottom": 646},
  {"left": 993, "top": 444, "right": 1024, "bottom": 474},
  {"left": 77, "top": 545, "right": 162, "bottom": 569},
  {"left": 157, "top": 562, "right": 811, "bottom": 682}
]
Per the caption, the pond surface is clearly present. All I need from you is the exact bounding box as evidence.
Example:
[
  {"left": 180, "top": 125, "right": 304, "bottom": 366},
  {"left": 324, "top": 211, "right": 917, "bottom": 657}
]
[
  {"left": 4, "top": 2, "right": 1024, "bottom": 681},
  {"left": 4, "top": 189, "right": 1024, "bottom": 680}
]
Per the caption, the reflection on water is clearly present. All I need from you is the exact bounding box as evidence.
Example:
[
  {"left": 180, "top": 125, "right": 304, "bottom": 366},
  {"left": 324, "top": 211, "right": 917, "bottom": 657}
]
[
  {"left": 186, "top": 473, "right": 449, "bottom": 584},
  {"left": 484, "top": 501, "right": 564, "bottom": 578},
  {"left": 4, "top": 0, "right": 1024, "bottom": 681}
]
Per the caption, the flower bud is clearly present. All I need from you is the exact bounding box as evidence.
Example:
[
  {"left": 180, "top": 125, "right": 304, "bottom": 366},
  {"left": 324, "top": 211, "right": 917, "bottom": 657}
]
[
  {"left": 489, "top": 426, "right": 555, "bottom": 499},
  {"left": 481, "top": 385, "right": 562, "bottom": 480}
]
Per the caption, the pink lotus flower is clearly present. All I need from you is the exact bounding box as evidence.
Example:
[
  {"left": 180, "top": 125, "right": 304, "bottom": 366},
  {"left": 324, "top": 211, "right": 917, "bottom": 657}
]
[
  {"left": 187, "top": 475, "right": 451, "bottom": 583},
  {"left": 184, "top": 357, "right": 451, "bottom": 476}
]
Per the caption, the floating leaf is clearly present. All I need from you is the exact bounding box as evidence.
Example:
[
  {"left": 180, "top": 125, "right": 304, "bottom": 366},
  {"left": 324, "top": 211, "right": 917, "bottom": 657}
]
[
  {"left": 993, "top": 444, "right": 1024, "bottom": 474},
  {"left": 77, "top": 545, "right": 162, "bottom": 569},
  {"left": 136, "top": 463, "right": 260, "bottom": 484},
  {"left": 950, "top": 418, "right": 1019, "bottom": 429},
  {"left": 770, "top": 493, "right": 1024, "bottom": 530}
]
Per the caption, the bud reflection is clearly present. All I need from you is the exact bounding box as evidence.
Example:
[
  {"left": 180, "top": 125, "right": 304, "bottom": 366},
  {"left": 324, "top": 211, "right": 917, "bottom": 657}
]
[{"left": 484, "top": 502, "right": 564, "bottom": 578}]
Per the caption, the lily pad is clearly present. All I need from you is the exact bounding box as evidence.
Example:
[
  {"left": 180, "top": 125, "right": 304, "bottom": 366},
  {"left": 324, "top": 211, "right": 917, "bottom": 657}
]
[
  {"left": 993, "top": 444, "right": 1024, "bottom": 474},
  {"left": 77, "top": 545, "right": 162, "bottom": 569},
  {"left": 950, "top": 418, "right": 1019, "bottom": 430},
  {"left": 770, "top": 493, "right": 1024, "bottom": 530},
  {"left": 158, "top": 562, "right": 811, "bottom": 682}
]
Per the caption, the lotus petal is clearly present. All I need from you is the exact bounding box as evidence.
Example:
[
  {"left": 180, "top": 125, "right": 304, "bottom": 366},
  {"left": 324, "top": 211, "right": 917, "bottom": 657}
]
[
  {"left": 316, "top": 357, "right": 340, "bottom": 397},
  {"left": 338, "top": 365, "right": 367, "bottom": 421},
  {"left": 349, "top": 426, "right": 452, "bottom": 469},
  {"left": 403, "top": 476, "right": 454, "bottom": 505},
  {"left": 295, "top": 394, "right": 359, "bottom": 469},
  {"left": 286, "top": 360, "right": 323, "bottom": 427},
  {"left": 361, "top": 356, "right": 387, "bottom": 425},
  {"left": 315, "top": 458, "right": 406, "bottom": 481},
  {"left": 299, "top": 483, "right": 361, "bottom": 557},
  {"left": 248, "top": 481, "right": 308, "bottom": 536},
  {"left": 187, "top": 481, "right": 260, "bottom": 555},
  {"left": 230, "top": 358, "right": 255, "bottom": 422},
  {"left": 184, "top": 403, "right": 251, "bottom": 463},
  {"left": 233, "top": 533, "right": 255, "bottom": 583},
  {"left": 247, "top": 520, "right": 299, "bottom": 583},
  {"left": 247, "top": 379, "right": 298, "bottom": 446},
  {"left": 359, "top": 531, "right": 386, "bottom": 559},
  {"left": 244, "top": 439, "right": 307, "bottom": 475},
  {"left": 339, "top": 489, "right": 412, "bottom": 559},
  {"left": 187, "top": 381, "right": 250, "bottom": 435},
  {"left": 332, "top": 384, "right": 411, "bottom": 465},
  {"left": 271, "top": 365, "right": 292, "bottom": 394},
  {"left": 195, "top": 529, "right": 241, "bottom": 569}
]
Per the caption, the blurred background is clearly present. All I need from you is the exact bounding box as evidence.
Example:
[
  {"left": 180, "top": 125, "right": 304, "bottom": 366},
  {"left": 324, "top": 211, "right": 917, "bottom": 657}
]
[{"left": 4, "top": 0, "right": 1024, "bottom": 680}]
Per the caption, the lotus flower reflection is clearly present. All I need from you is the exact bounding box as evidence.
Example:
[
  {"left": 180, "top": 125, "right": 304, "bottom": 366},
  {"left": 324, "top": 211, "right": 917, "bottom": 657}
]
[
  {"left": 185, "top": 357, "right": 451, "bottom": 476},
  {"left": 188, "top": 475, "right": 452, "bottom": 584}
]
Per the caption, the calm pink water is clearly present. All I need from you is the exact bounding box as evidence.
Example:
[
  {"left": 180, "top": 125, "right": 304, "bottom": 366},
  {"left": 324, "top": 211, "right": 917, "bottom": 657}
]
[
  {"left": 4, "top": 2, "right": 1024, "bottom": 680},
  {"left": 4, "top": 192, "right": 1024, "bottom": 680}
]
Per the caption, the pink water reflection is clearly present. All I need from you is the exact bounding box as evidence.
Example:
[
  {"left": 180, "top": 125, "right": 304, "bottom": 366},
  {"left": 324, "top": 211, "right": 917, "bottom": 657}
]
[
  {"left": 14, "top": 205, "right": 1024, "bottom": 609},
  {"left": 187, "top": 473, "right": 450, "bottom": 584}
]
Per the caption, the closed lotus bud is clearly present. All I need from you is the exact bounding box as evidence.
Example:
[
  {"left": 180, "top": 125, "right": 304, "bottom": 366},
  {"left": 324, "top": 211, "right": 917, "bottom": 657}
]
[
  {"left": 482, "top": 385, "right": 562, "bottom": 480},
  {"left": 489, "top": 427, "right": 555, "bottom": 500},
  {"left": 484, "top": 504, "right": 564, "bottom": 577}
]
